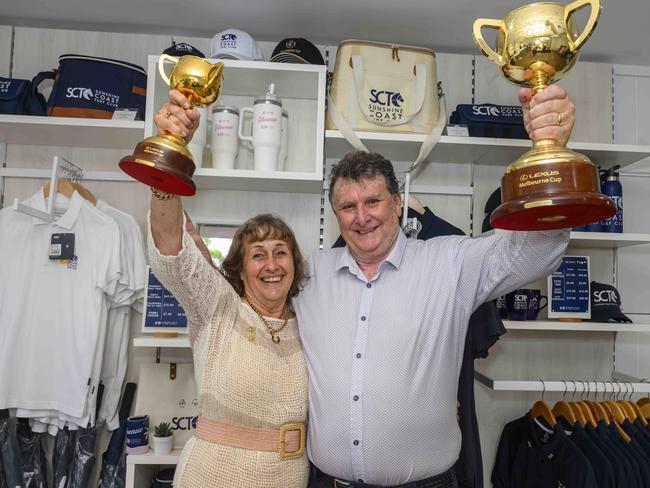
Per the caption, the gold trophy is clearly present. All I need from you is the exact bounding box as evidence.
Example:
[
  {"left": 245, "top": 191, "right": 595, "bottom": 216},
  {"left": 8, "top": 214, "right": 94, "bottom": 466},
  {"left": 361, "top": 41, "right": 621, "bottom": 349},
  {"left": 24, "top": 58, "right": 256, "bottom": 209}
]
[
  {"left": 120, "top": 55, "right": 224, "bottom": 196},
  {"left": 473, "top": 0, "right": 616, "bottom": 230}
]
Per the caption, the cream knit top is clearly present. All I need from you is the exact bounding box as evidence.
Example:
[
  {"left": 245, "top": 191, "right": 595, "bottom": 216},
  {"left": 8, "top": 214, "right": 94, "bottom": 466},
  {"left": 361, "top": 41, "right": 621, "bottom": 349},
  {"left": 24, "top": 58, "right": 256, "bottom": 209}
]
[{"left": 148, "top": 220, "right": 309, "bottom": 488}]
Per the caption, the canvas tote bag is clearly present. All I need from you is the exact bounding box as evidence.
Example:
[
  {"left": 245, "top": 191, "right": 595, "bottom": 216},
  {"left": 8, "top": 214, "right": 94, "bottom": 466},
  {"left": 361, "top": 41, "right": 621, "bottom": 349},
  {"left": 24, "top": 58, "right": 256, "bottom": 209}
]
[
  {"left": 133, "top": 362, "right": 199, "bottom": 448},
  {"left": 326, "top": 39, "right": 447, "bottom": 173}
]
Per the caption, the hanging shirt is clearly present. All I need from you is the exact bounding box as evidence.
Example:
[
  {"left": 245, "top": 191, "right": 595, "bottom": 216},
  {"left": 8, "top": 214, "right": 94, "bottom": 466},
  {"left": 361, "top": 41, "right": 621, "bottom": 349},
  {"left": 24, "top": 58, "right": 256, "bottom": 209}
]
[
  {"left": 0, "top": 191, "right": 121, "bottom": 419},
  {"left": 295, "top": 226, "right": 569, "bottom": 485}
]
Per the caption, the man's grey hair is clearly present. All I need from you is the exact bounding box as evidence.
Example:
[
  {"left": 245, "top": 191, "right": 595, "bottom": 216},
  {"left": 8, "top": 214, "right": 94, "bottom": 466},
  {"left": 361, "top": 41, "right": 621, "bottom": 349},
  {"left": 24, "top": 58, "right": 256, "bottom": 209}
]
[{"left": 328, "top": 151, "right": 399, "bottom": 204}]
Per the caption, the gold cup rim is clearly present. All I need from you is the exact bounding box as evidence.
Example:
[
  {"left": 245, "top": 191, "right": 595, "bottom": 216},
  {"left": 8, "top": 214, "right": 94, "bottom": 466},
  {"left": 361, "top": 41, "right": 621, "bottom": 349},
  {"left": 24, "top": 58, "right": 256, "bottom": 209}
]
[{"left": 507, "top": 1, "right": 571, "bottom": 15}]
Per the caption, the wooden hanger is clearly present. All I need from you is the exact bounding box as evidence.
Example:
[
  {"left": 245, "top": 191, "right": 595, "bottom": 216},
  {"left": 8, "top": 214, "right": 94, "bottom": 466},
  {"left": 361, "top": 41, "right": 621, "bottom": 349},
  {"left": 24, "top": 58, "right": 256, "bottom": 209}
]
[
  {"left": 43, "top": 179, "right": 96, "bottom": 205},
  {"left": 640, "top": 404, "right": 650, "bottom": 420},
  {"left": 637, "top": 397, "right": 650, "bottom": 408},
  {"left": 576, "top": 402, "right": 596, "bottom": 426},
  {"left": 531, "top": 381, "right": 557, "bottom": 427},
  {"left": 553, "top": 382, "right": 578, "bottom": 425}
]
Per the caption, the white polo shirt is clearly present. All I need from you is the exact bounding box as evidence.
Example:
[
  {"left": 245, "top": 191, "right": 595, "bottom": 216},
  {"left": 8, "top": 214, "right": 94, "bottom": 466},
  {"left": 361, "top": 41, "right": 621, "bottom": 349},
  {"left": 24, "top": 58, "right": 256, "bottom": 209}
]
[{"left": 0, "top": 190, "right": 121, "bottom": 419}]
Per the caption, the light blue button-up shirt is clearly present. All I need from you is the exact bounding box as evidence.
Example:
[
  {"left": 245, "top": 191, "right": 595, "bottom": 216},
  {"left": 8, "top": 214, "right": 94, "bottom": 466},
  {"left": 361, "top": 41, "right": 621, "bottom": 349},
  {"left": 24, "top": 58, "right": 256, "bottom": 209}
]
[{"left": 293, "top": 228, "right": 569, "bottom": 485}]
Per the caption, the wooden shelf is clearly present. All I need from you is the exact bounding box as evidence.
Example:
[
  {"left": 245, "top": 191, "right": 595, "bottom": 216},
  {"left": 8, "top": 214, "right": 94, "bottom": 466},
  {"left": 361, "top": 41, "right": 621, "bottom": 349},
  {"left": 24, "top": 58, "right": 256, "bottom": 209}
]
[
  {"left": 0, "top": 115, "right": 144, "bottom": 149},
  {"left": 503, "top": 320, "right": 650, "bottom": 332},
  {"left": 127, "top": 449, "right": 181, "bottom": 465},
  {"left": 324, "top": 130, "right": 650, "bottom": 168},
  {"left": 133, "top": 335, "right": 190, "bottom": 348}
]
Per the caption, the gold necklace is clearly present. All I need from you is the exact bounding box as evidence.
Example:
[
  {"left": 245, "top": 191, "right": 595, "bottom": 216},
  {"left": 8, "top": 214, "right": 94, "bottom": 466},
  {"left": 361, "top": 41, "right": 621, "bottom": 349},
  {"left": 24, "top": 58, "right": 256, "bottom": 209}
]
[{"left": 244, "top": 297, "right": 289, "bottom": 344}]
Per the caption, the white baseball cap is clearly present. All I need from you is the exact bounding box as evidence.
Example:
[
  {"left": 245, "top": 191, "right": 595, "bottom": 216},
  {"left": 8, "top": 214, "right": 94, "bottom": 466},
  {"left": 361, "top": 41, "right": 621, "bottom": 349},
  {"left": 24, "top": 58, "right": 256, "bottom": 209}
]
[{"left": 210, "top": 28, "right": 265, "bottom": 61}]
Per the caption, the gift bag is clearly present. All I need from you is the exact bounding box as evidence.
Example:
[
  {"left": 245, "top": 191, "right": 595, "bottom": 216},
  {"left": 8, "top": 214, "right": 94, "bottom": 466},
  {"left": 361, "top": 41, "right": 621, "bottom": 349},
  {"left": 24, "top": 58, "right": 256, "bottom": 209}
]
[
  {"left": 134, "top": 363, "right": 199, "bottom": 448},
  {"left": 47, "top": 54, "right": 147, "bottom": 119},
  {"left": 0, "top": 71, "right": 55, "bottom": 116}
]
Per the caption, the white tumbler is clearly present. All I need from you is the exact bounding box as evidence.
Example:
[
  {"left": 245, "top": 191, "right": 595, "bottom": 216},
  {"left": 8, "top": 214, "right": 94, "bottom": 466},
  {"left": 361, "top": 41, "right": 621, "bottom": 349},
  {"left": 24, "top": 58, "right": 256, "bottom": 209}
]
[
  {"left": 210, "top": 104, "right": 240, "bottom": 170},
  {"left": 277, "top": 109, "right": 289, "bottom": 171},
  {"left": 238, "top": 83, "right": 283, "bottom": 172},
  {"left": 187, "top": 107, "right": 208, "bottom": 166}
]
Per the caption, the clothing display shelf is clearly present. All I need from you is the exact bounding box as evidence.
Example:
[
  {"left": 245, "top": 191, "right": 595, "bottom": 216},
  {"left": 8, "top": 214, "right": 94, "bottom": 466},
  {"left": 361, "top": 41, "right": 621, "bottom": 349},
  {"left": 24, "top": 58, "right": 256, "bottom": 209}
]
[
  {"left": 144, "top": 55, "right": 326, "bottom": 194},
  {"left": 133, "top": 335, "right": 190, "bottom": 348},
  {"left": 475, "top": 371, "right": 650, "bottom": 394},
  {"left": 126, "top": 449, "right": 182, "bottom": 488},
  {"left": 0, "top": 114, "right": 144, "bottom": 149},
  {"left": 324, "top": 130, "right": 650, "bottom": 169},
  {"left": 503, "top": 320, "right": 650, "bottom": 332}
]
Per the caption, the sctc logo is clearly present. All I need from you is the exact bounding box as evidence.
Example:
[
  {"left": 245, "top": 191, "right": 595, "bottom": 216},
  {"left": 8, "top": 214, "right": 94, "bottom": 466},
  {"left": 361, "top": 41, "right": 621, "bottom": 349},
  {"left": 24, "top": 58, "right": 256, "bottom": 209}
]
[
  {"left": 594, "top": 289, "right": 618, "bottom": 303},
  {"left": 66, "top": 87, "right": 93, "bottom": 100},
  {"left": 172, "top": 416, "right": 198, "bottom": 431},
  {"left": 472, "top": 105, "right": 500, "bottom": 116},
  {"left": 221, "top": 33, "right": 237, "bottom": 41},
  {"left": 369, "top": 90, "right": 404, "bottom": 107}
]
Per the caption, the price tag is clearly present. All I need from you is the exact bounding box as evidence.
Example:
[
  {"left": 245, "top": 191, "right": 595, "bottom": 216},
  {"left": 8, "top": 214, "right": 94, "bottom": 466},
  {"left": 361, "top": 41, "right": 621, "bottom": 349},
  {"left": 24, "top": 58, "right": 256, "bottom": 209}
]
[
  {"left": 112, "top": 109, "right": 138, "bottom": 121},
  {"left": 446, "top": 125, "right": 469, "bottom": 137}
]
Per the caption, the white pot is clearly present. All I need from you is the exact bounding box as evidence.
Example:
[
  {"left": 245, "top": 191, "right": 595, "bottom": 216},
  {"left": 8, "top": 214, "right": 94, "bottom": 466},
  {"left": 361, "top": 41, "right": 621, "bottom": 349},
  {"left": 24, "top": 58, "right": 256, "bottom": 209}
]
[{"left": 152, "top": 435, "right": 173, "bottom": 456}]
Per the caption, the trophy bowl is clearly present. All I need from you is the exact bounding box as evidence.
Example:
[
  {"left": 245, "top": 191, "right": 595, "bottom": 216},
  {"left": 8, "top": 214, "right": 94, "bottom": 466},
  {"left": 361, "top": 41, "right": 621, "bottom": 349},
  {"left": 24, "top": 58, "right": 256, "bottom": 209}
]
[
  {"left": 473, "top": 0, "right": 616, "bottom": 230},
  {"left": 119, "top": 55, "right": 224, "bottom": 196}
]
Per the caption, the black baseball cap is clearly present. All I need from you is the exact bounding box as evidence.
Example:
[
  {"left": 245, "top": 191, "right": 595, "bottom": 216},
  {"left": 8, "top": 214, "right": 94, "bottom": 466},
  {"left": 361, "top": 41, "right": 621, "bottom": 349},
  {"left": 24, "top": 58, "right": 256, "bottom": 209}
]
[
  {"left": 587, "top": 281, "right": 632, "bottom": 323},
  {"left": 270, "top": 38, "right": 325, "bottom": 65},
  {"left": 162, "top": 41, "right": 205, "bottom": 58}
]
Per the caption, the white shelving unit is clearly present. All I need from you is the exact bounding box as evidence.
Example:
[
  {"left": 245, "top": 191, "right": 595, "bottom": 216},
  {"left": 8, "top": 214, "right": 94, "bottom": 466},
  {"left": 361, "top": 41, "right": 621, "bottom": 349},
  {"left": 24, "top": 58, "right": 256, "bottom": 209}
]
[
  {"left": 325, "top": 129, "right": 650, "bottom": 168},
  {"left": 503, "top": 320, "right": 650, "bottom": 332},
  {"left": 145, "top": 56, "right": 326, "bottom": 194},
  {"left": 475, "top": 371, "right": 650, "bottom": 393},
  {"left": 126, "top": 449, "right": 181, "bottom": 487},
  {"left": 569, "top": 231, "right": 650, "bottom": 248},
  {"left": 0, "top": 114, "right": 144, "bottom": 149},
  {"left": 133, "top": 335, "right": 190, "bottom": 348}
]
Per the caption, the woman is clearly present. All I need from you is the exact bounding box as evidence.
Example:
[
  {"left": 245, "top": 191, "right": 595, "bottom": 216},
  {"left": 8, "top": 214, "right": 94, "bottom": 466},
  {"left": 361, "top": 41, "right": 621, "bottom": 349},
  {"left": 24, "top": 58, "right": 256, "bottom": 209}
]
[{"left": 149, "top": 91, "right": 309, "bottom": 487}]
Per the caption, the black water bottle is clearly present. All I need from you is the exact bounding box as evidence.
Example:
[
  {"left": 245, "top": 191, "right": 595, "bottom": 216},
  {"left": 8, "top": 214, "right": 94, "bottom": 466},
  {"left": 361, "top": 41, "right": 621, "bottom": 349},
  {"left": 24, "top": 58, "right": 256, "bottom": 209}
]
[{"left": 601, "top": 165, "right": 623, "bottom": 233}]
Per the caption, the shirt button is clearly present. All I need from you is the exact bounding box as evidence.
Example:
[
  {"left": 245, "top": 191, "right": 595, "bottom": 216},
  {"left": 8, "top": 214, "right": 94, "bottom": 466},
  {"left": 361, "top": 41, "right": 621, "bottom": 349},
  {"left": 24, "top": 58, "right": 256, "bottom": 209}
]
[
  {"left": 356, "top": 353, "right": 362, "bottom": 359},
  {"left": 366, "top": 283, "right": 371, "bottom": 288},
  {"left": 353, "top": 395, "right": 359, "bottom": 401},
  {"left": 353, "top": 440, "right": 359, "bottom": 446},
  {"left": 361, "top": 316, "right": 366, "bottom": 321}
]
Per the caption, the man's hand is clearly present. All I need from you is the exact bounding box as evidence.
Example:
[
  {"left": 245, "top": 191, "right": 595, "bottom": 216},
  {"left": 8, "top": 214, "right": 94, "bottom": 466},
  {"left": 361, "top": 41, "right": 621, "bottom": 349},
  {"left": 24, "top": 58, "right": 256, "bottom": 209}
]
[
  {"left": 519, "top": 84, "right": 575, "bottom": 146},
  {"left": 153, "top": 90, "right": 201, "bottom": 142}
]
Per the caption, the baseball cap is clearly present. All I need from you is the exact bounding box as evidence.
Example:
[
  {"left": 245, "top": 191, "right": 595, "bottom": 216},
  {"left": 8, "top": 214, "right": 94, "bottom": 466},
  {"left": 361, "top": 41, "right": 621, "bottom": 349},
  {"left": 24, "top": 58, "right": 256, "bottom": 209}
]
[
  {"left": 162, "top": 41, "right": 205, "bottom": 58},
  {"left": 482, "top": 188, "right": 502, "bottom": 233},
  {"left": 270, "top": 38, "right": 325, "bottom": 65},
  {"left": 587, "top": 281, "right": 632, "bottom": 323},
  {"left": 210, "top": 28, "right": 265, "bottom": 61}
]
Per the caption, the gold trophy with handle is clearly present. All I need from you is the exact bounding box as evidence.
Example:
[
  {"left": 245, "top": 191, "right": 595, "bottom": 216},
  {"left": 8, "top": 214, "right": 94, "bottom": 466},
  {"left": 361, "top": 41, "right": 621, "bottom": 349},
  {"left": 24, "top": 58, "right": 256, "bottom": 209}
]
[
  {"left": 473, "top": 0, "right": 616, "bottom": 230},
  {"left": 120, "top": 55, "right": 224, "bottom": 196}
]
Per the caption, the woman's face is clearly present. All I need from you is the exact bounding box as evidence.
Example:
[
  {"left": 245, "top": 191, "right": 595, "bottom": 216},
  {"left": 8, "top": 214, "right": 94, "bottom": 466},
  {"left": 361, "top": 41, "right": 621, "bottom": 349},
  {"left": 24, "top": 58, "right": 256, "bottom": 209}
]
[{"left": 240, "top": 238, "right": 294, "bottom": 313}]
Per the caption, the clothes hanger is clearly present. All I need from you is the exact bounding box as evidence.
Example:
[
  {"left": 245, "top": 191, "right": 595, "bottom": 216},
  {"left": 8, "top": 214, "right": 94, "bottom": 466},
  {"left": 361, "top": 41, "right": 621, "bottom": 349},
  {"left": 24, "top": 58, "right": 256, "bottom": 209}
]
[
  {"left": 616, "top": 382, "right": 637, "bottom": 421},
  {"left": 565, "top": 380, "right": 588, "bottom": 427},
  {"left": 600, "top": 382, "right": 632, "bottom": 442},
  {"left": 575, "top": 381, "right": 596, "bottom": 427},
  {"left": 587, "top": 381, "right": 611, "bottom": 424},
  {"left": 42, "top": 179, "right": 76, "bottom": 200},
  {"left": 626, "top": 382, "right": 647, "bottom": 426},
  {"left": 531, "top": 380, "right": 557, "bottom": 427},
  {"left": 553, "top": 380, "right": 579, "bottom": 425}
]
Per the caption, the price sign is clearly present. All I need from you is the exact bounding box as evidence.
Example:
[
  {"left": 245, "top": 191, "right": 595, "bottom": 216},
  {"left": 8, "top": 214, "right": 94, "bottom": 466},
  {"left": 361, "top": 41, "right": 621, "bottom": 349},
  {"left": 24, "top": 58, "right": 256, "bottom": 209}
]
[{"left": 547, "top": 256, "right": 591, "bottom": 319}]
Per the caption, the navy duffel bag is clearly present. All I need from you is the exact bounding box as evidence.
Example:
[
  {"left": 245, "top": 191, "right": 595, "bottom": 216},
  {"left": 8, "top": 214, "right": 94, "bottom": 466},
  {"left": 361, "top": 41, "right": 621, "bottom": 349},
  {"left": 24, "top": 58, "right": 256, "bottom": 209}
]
[
  {"left": 449, "top": 103, "right": 528, "bottom": 139},
  {"left": 47, "top": 54, "right": 147, "bottom": 120}
]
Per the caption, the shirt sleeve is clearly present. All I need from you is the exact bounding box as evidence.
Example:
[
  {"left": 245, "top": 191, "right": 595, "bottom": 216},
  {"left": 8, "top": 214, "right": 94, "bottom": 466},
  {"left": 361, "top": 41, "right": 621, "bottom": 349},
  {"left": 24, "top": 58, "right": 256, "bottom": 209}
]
[
  {"left": 454, "top": 229, "right": 570, "bottom": 313},
  {"left": 147, "top": 212, "right": 239, "bottom": 346}
]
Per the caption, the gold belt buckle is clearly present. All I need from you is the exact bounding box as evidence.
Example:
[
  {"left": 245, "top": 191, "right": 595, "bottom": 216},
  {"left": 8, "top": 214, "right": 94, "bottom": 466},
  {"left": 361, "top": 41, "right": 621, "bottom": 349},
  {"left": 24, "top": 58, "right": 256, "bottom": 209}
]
[{"left": 278, "top": 422, "right": 305, "bottom": 459}]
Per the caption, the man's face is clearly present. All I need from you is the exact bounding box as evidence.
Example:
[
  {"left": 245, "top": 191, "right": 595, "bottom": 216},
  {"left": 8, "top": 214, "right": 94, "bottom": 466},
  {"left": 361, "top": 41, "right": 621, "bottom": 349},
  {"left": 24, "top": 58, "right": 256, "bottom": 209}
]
[{"left": 331, "top": 175, "right": 401, "bottom": 263}]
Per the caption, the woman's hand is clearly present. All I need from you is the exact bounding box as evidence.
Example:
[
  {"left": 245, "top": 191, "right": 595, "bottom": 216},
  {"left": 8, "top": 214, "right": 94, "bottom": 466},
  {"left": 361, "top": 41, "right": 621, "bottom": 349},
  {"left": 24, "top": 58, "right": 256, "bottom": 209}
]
[
  {"left": 153, "top": 90, "right": 201, "bottom": 142},
  {"left": 518, "top": 84, "right": 576, "bottom": 147}
]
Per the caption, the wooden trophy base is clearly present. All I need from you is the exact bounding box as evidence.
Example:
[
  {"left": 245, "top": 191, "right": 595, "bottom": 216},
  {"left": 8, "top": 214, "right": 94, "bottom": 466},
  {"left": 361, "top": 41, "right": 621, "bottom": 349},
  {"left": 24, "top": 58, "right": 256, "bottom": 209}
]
[
  {"left": 491, "top": 146, "right": 617, "bottom": 231},
  {"left": 119, "top": 135, "right": 197, "bottom": 196}
]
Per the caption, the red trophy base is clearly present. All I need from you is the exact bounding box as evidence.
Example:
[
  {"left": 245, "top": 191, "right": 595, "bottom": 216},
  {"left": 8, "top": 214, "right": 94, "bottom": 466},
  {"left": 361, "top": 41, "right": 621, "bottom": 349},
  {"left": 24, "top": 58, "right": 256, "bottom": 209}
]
[
  {"left": 119, "top": 136, "right": 196, "bottom": 196},
  {"left": 490, "top": 150, "right": 617, "bottom": 231}
]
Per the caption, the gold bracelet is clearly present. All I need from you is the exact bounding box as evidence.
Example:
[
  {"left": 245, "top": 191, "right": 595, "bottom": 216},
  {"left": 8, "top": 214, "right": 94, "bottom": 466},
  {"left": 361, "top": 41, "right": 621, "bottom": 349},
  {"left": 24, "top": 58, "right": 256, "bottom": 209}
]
[{"left": 150, "top": 187, "right": 178, "bottom": 200}]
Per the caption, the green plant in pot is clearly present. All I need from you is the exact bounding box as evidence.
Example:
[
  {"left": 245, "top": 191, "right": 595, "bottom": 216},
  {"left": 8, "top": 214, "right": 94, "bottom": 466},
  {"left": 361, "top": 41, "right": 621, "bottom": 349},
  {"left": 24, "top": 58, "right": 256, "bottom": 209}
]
[{"left": 152, "top": 421, "right": 174, "bottom": 455}]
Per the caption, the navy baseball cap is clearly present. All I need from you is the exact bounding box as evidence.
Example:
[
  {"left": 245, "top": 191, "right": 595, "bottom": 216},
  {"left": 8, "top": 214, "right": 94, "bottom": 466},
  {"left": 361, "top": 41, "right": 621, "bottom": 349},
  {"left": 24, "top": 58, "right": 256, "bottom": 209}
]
[
  {"left": 163, "top": 42, "right": 205, "bottom": 58},
  {"left": 270, "top": 38, "right": 325, "bottom": 65},
  {"left": 587, "top": 281, "right": 632, "bottom": 323}
]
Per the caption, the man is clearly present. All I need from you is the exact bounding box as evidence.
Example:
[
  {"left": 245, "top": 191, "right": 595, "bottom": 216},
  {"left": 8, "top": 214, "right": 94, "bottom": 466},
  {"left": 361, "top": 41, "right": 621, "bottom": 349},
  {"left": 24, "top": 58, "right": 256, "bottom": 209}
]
[{"left": 159, "top": 84, "right": 575, "bottom": 488}]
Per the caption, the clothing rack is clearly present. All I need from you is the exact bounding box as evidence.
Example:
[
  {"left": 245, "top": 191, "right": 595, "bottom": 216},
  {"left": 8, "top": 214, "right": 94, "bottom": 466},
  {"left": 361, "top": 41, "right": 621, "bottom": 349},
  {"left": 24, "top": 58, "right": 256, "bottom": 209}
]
[
  {"left": 12, "top": 156, "right": 82, "bottom": 222},
  {"left": 474, "top": 370, "right": 650, "bottom": 394}
]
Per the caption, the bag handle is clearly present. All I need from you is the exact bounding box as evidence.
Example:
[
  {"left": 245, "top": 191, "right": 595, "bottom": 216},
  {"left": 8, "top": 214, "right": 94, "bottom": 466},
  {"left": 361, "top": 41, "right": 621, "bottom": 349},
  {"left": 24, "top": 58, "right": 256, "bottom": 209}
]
[
  {"left": 351, "top": 55, "right": 427, "bottom": 126},
  {"left": 30, "top": 70, "right": 56, "bottom": 95}
]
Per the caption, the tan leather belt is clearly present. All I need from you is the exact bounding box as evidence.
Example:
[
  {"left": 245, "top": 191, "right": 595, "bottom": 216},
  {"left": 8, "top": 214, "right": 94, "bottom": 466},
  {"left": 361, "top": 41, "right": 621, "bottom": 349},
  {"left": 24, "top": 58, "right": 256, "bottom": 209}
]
[{"left": 194, "top": 416, "right": 305, "bottom": 459}]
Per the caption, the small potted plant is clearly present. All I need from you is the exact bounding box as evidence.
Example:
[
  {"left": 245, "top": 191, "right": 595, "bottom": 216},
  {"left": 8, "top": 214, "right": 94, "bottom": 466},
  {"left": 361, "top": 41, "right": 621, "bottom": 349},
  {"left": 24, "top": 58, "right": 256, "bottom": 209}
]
[{"left": 152, "top": 421, "right": 174, "bottom": 455}]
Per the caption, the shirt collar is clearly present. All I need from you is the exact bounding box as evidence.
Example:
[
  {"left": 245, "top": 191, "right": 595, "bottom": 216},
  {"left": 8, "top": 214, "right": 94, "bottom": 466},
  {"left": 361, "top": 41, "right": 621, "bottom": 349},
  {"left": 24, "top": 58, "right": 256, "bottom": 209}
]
[
  {"left": 334, "top": 229, "right": 407, "bottom": 273},
  {"left": 27, "top": 189, "right": 83, "bottom": 229}
]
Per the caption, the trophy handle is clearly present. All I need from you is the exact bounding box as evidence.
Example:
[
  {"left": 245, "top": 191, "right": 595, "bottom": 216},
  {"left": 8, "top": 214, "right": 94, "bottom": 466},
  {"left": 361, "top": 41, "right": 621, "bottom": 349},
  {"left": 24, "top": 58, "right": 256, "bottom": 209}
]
[
  {"left": 472, "top": 18, "right": 505, "bottom": 66},
  {"left": 565, "top": 0, "right": 602, "bottom": 51},
  {"left": 158, "top": 54, "right": 179, "bottom": 87}
]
